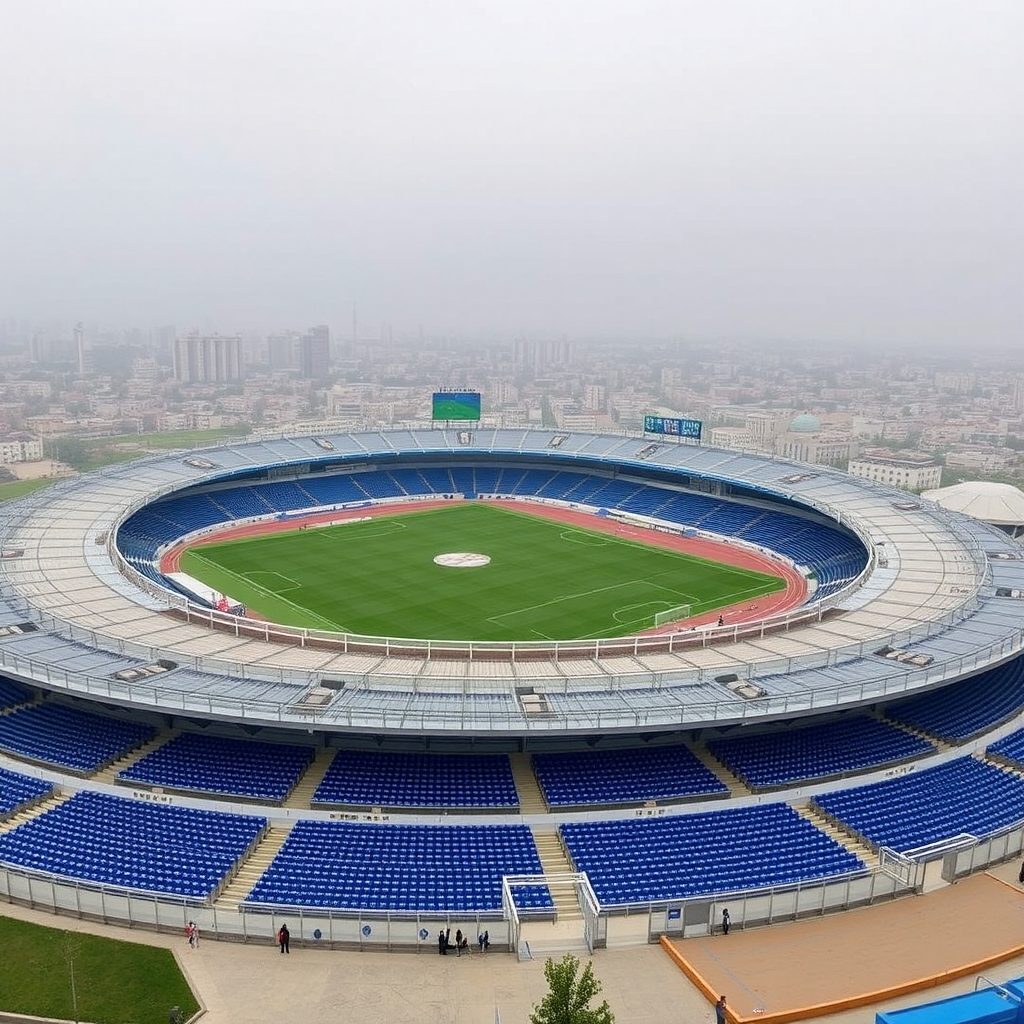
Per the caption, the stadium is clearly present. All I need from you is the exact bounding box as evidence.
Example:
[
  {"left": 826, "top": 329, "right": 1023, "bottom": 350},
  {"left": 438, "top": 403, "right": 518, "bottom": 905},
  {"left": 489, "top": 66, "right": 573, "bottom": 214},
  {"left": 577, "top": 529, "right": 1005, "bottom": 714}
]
[{"left": 2, "top": 425, "right": 1024, "bottom": 1007}]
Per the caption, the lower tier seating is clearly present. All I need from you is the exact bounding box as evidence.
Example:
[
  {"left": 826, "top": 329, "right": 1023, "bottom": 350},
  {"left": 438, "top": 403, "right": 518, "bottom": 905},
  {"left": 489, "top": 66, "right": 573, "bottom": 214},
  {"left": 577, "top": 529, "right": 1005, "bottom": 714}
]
[
  {"left": 560, "top": 802, "right": 864, "bottom": 903},
  {"left": 813, "top": 757, "right": 1024, "bottom": 853},
  {"left": 245, "top": 820, "right": 551, "bottom": 913},
  {"left": 0, "top": 790, "right": 266, "bottom": 898},
  {"left": 0, "top": 765, "right": 53, "bottom": 816}
]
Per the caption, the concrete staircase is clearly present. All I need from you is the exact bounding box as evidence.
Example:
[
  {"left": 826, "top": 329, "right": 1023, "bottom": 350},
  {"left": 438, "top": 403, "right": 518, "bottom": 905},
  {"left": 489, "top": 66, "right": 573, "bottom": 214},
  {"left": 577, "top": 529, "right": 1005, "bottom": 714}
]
[
  {"left": 0, "top": 697, "right": 37, "bottom": 717},
  {"left": 532, "top": 827, "right": 581, "bottom": 920},
  {"left": 91, "top": 731, "right": 173, "bottom": 786},
  {"left": 510, "top": 753, "right": 548, "bottom": 813},
  {"left": 983, "top": 752, "right": 1024, "bottom": 781},
  {"left": 691, "top": 743, "right": 750, "bottom": 797},
  {"left": 795, "top": 801, "right": 879, "bottom": 868},
  {"left": 214, "top": 824, "right": 293, "bottom": 908},
  {"left": 283, "top": 748, "right": 336, "bottom": 809},
  {"left": 0, "top": 790, "right": 75, "bottom": 834},
  {"left": 870, "top": 710, "right": 954, "bottom": 753}
]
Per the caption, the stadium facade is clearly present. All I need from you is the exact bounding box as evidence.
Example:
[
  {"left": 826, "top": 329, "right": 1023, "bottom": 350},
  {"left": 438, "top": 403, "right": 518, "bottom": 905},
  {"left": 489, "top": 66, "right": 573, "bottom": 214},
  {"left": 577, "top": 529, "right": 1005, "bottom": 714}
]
[{"left": 1, "top": 428, "right": 1024, "bottom": 951}]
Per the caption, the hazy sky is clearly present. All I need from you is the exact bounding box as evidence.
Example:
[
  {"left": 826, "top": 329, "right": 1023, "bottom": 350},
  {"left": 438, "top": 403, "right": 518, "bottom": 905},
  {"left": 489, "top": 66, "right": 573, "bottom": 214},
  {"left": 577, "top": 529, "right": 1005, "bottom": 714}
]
[{"left": 0, "top": 1, "right": 1020, "bottom": 346}]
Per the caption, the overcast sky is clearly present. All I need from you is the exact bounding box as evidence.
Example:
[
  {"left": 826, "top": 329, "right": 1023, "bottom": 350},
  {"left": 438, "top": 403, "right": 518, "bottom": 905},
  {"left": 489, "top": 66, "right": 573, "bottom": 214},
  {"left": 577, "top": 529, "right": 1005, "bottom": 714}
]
[{"left": 0, "top": 1, "right": 1020, "bottom": 346}]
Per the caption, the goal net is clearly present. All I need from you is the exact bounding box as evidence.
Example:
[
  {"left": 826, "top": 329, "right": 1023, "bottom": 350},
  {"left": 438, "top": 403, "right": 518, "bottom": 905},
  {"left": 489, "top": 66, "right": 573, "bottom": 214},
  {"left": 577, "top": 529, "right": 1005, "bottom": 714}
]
[{"left": 653, "top": 603, "right": 691, "bottom": 627}]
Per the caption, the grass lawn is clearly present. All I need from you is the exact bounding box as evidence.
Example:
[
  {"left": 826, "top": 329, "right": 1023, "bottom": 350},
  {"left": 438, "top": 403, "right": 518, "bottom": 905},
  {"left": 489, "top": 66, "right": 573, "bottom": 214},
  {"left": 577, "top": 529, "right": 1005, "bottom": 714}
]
[
  {"left": 181, "top": 502, "right": 785, "bottom": 641},
  {"left": 0, "top": 477, "right": 56, "bottom": 503},
  {"left": 0, "top": 916, "right": 199, "bottom": 1024}
]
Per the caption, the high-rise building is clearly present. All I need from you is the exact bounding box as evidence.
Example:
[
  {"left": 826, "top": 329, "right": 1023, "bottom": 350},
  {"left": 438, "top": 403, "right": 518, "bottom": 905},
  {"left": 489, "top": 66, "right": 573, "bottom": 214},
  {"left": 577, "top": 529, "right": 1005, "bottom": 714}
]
[
  {"left": 300, "top": 324, "right": 330, "bottom": 379},
  {"left": 267, "top": 332, "right": 301, "bottom": 371},
  {"left": 173, "top": 333, "right": 243, "bottom": 383}
]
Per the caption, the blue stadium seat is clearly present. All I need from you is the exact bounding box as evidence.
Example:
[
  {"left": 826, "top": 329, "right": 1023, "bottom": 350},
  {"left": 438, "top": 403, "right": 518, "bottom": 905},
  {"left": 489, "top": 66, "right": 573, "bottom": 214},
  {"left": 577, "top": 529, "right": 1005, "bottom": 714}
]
[
  {"left": 561, "top": 803, "right": 864, "bottom": 903},
  {"left": 119, "top": 733, "right": 315, "bottom": 802},
  {"left": 0, "top": 790, "right": 265, "bottom": 899},
  {"left": 246, "top": 820, "right": 550, "bottom": 913},
  {"left": 533, "top": 745, "right": 727, "bottom": 806},
  {"left": 813, "top": 757, "right": 1024, "bottom": 853},
  {"left": 313, "top": 750, "right": 518, "bottom": 809},
  {"left": 709, "top": 716, "right": 933, "bottom": 789}
]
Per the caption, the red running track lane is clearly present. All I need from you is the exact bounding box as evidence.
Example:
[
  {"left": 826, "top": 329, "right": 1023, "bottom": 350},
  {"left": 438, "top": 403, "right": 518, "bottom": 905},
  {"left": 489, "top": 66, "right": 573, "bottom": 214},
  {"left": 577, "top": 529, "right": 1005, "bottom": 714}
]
[{"left": 159, "top": 498, "right": 808, "bottom": 633}]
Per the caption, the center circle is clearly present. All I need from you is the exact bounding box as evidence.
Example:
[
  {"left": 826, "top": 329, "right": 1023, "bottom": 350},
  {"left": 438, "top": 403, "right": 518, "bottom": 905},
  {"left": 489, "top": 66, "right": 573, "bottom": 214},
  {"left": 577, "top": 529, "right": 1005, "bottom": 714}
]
[{"left": 433, "top": 552, "right": 491, "bottom": 568}]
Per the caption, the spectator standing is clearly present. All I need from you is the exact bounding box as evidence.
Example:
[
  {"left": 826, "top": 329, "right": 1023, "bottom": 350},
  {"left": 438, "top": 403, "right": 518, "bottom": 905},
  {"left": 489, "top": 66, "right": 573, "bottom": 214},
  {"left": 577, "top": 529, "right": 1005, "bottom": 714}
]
[
  {"left": 277, "top": 923, "right": 290, "bottom": 954},
  {"left": 716, "top": 995, "right": 728, "bottom": 1024},
  {"left": 721, "top": 909, "right": 730, "bottom": 935}
]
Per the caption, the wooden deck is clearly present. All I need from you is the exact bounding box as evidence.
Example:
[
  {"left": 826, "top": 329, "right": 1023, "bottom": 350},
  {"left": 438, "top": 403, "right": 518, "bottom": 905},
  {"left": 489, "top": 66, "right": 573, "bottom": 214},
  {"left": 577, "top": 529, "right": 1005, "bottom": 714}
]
[{"left": 663, "top": 871, "right": 1024, "bottom": 1024}]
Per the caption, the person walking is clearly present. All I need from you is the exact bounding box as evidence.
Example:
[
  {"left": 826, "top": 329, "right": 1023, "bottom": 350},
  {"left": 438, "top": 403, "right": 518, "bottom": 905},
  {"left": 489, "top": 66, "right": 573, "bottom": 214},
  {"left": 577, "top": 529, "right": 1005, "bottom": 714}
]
[
  {"left": 277, "top": 923, "right": 290, "bottom": 954},
  {"left": 716, "top": 995, "right": 728, "bottom": 1024}
]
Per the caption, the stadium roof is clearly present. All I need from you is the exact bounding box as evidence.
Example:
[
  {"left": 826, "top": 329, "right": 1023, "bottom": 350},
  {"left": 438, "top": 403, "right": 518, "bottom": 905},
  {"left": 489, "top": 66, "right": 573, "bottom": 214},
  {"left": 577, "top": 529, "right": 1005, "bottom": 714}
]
[{"left": 923, "top": 482, "right": 1024, "bottom": 527}]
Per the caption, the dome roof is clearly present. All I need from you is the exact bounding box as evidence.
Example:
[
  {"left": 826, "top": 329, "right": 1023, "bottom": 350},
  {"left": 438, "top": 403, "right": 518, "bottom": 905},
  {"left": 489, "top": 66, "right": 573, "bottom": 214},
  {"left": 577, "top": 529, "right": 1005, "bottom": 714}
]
[
  {"left": 922, "top": 481, "right": 1024, "bottom": 526},
  {"left": 788, "top": 413, "right": 822, "bottom": 433}
]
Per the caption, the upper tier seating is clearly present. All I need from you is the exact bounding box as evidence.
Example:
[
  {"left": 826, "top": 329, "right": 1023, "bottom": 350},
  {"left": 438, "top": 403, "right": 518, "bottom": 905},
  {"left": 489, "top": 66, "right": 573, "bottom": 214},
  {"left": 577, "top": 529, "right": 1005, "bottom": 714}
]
[
  {"left": 708, "top": 716, "right": 934, "bottom": 789},
  {"left": 0, "top": 703, "right": 156, "bottom": 772},
  {"left": 119, "top": 733, "right": 315, "bottom": 803},
  {"left": 0, "top": 677, "right": 32, "bottom": 711},
  {"left": 0, "top": 765, "right": 53, "bottom": 816},
  {"left": 292, "top": 475, "right": 372, "bottom": 505},
  {"left": 205, "top": 486, "right": 276, "bottom": 519},
  {"left": 245, "top": 820, "right": 551, "bottom": 913},
  {"left": 0, "top": 790, "right": 265, "bottom": 898},
  {"left": 532, "top": 745, "right": 728, "bottom": 806},
  {"left": 813, "top": 757, "right": 1024, "bottom": 853},
  {"left": 883, "top": 656, "right": 1024, "bottom": 742},
  {"left": 312, "top": 750, "right": 518, "bottom": 809},
  {"left": 561, "top": 803, "right": 864, "bottom": 904},
  {"left": 115, "top": 464, "right": 867, "bottom": 603},
  {"left": 388, "top": 468, "right": 434, "bottom": 496}
]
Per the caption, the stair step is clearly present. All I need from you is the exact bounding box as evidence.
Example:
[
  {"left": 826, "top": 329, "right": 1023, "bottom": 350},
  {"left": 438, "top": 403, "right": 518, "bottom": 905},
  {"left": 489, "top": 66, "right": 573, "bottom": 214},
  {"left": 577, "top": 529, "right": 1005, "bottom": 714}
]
[
  {"left": 283, "top": 747, "right": 337, "bottom": 809},
  {"left": 214, "top": 824, "right": 294, "bottom": 908},
  {"left": 509, "top": 753, "right": 547, "bottom": 814},
  {"left": 0, "top": 789, "right": 75, "bottom": 834},
  {"left": 690, "top": 743, "right": 750, "bottom": 797},
  {"left": 92, "top": 731, "right": 176, "bottom": 786},
  {"left": 794, "top": 801, "right": 879, "bottom": 868}
]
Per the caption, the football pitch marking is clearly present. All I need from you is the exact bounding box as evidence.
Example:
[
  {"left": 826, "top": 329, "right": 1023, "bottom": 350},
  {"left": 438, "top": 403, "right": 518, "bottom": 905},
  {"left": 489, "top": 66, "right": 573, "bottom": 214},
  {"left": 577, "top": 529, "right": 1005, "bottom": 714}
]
[
  {"left": 183, "top": 502, "right": 792, "bottom": 641},
  {"left": 433, "top": 552, "right": 492, "bottom": 568},
  {"left": 245, "top": 571, "right": 300, "bottom": 592},
  {"left": 318, "top": 519, "right": 407, "bottom": 540},
  {"left": 558, "top": 529, "right": 609, "bottom": 547},
  {"left": 184, "top": 552, "right": 349, "bottom": 633},
  {"left": 487, "top": 578, "right": 691, "bottom": 629}
]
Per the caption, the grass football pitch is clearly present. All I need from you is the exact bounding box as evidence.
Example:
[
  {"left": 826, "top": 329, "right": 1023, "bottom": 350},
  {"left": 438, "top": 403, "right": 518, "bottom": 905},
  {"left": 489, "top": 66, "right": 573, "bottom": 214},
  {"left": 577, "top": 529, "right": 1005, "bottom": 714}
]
[{"left": 180, "top": 503, "right": 786, "bottom": 641}]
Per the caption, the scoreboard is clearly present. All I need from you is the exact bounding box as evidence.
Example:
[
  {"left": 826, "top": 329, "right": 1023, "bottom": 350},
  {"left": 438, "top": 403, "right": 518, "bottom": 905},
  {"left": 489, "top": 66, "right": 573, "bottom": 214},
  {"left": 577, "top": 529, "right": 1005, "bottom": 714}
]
[
  {"left": 643, "top": 415, "right": 702, "bottom": 440},
  {"left": 432, "top": 391, "right": 481, "bottom": 421}
]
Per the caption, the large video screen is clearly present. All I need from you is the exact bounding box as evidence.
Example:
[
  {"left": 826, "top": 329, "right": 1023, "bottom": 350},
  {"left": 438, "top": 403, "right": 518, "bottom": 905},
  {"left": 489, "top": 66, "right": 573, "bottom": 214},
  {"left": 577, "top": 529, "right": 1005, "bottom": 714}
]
[
  {"left": 432, "top": 391, "right": 481, "bottom": 421},
  {"left": 643, "top": 415, "right": 702, "bottom": 440}
]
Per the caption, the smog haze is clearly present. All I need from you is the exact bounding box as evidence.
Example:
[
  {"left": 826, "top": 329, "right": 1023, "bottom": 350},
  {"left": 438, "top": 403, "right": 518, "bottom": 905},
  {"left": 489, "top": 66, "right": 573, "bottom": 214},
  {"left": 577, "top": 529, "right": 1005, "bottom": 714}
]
[{"left": 0, "top": 0, "right": 1020, "bottom": 346}]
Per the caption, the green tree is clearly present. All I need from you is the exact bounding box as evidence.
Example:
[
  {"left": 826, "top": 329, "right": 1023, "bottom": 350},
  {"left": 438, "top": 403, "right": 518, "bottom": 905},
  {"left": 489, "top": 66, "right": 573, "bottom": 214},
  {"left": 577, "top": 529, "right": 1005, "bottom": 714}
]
[{"left": 530, "top": 954, "right": 614, "bottom": 1024}]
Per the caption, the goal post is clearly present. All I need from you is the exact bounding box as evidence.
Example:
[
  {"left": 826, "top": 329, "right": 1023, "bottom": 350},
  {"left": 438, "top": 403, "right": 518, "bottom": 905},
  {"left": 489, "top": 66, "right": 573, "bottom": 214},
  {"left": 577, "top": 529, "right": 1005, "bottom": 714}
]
[{"left": 653, "top": 603, "right": 691, "bottom": 627}]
